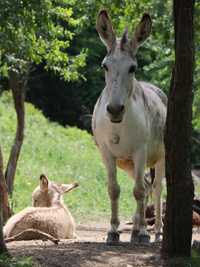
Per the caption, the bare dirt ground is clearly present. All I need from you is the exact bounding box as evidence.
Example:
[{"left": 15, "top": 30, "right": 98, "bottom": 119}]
[
  {"left": 7, "top": 221, "right": 164, "bottom": 267},
  {"left": 7, "top": 221, "right": 200, "bottom": 267}
]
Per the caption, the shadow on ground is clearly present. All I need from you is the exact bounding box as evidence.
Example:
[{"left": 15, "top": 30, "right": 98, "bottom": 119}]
[{"left": 8, "top": 223, "right": 161, "bottom": 267}]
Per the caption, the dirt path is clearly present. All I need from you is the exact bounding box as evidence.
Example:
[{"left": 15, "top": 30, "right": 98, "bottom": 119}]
[{"left": 7, "top": 221, "right": 163, "bottom": 267}]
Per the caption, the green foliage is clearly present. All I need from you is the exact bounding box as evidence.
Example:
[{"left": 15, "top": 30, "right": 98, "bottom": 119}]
[
  {"left": 191, "top": 249, "right": 200, "bottom": 267},
  {"left": 0, "top": 92, "right": 134, "bottom": 220},
  {"left": 193, "top": 2, "right": 200, "bottom": 132},
  {"left": 0, "top": 254, "right": 33, "bottom": 267},
  {"left": 0, "top": 0, "right": 86, "bottom": 80}
]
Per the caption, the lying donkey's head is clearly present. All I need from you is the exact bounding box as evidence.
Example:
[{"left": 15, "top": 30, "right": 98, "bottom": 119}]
[
  {"left": 32, "top": 174, "right": 79, "bottom": 207},
  {"left": 96, "top": 10, "right": 152, "bottom": 123}
]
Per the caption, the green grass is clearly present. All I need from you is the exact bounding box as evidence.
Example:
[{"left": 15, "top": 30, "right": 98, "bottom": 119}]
[
  {"left": 191, "top": 250, "right": 200, "bottom": 267},
  {"left": 0, "top": 91, "right": 134, "bottom": 222}
]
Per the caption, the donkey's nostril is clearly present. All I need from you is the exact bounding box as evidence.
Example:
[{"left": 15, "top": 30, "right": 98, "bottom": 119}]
[
  {"left": 107, "top": 104, "right": 125, "bottom": 116},
  {"left": 120, "top": 105, "right": 125, "bottom": 112},
  {"left": 106, "top": 105, "right": 112, "bottom": 114}
]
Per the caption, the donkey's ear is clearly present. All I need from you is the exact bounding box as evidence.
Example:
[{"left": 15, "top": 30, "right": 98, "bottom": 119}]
[
  {"left": 61, "top": 182, "right": 79, "bottom": 194},
  {"left": 130, "top": 13, "right": 152, "bottom": 52},
  {"left": 96, "top": 9, "right": 116, "bottom": 50},
  {"left": 40, "top": 174, "right": 49, "bottom": 191}
]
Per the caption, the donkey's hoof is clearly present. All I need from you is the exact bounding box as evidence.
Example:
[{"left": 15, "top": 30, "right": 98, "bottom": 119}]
[
  {"left": 155, "top": 232, "right": 162, "bottom": 243},
  {"left": 130, "top": 230, "right": 140, "bottom": 244},
  {"left": 106, "top": 231, "right": 120, "bottom": 245},
  {"left": 138, "top": 233, "right": 150, "bottom": 245}
]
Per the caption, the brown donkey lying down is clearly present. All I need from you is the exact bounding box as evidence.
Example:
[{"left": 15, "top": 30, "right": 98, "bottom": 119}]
[{"left": 4, "top": 174, "right": 79, "bottom": 244}]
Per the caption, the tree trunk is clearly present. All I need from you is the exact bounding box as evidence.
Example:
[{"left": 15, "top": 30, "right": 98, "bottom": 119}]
[
  {"left": 0, "top": 147, "right": 8, "bottom": 254},
  {"left": 0, "top": 209, "right": 7, "bottom": 255},
  {"left": 5, "top": 70, "right": 25, "bottom": 196},
  {"left": 162, "top": 0, "right": 195, "bottom": 259},
  {"left": 0, "top": 147, "right": 11, "bottom": 222}
]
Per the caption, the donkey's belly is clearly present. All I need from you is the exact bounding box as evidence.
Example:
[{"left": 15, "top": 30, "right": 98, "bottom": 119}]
[
  {"left": 100, "top": 131, "right": 164, "bottom": 169},
  {"left": 116, "top": 158, "right": 134, "bottom": 177},
  {"left": 113, "top": 147, "right": 163, "bottom": 170}
]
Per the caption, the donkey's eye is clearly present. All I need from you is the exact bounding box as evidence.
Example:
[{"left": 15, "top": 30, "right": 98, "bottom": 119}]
[
  {"left": 102, "top": 63, "right": 108, "bottom": 72},
  {"left": 129, "top": 65, "right": 136, "bottom": 74}
]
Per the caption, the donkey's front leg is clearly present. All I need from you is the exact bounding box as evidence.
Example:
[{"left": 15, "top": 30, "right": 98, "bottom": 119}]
[
  {"left": 101, "top": 150, "right": 120, "bottom": 245},
  {"left": 131, "top": 151, "right": 150, "bottom": 244}
]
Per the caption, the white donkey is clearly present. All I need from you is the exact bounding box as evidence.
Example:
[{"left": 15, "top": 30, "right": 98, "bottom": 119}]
[{"left": 92, "top": 10, "right": 167, "bottom": 244}]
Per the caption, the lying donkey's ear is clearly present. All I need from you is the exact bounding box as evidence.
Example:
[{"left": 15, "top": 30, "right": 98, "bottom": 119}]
[
  {"left": 40, "top": 174, "right": 49, "bottom": 191},
  {"left": 130, "top": 13, "right": 152, "bottom": 53},
  {"left": 61, "top": 182, "right": 79, "bottom": 194},
  {"left": 96, "top": 9, "right": 116, "bottom": 51}
]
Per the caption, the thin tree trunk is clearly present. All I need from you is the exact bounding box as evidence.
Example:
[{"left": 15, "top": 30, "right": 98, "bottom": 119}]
[
  {"left": 5, "top": 70, "right": 25, "bottom": 196},
  {"left": 0, "top": 147, "right": 8, "bottom": 254},
  {"left": 162, "top": 0, "right": 195, "bottom": 259},
  {"left": 0, "top": 209, "right": 7, "bottom": 255},
  {"left": 0, "top": 147, "right": 11, "bottom": 222}
]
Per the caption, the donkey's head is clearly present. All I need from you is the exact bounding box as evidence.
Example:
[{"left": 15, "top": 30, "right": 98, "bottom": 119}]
[
  {"left": 32, "top": 174, "right": 79, "bottom": 207},
  {"left": 96, "top": 10, "right": 152, "bottom": 123}
]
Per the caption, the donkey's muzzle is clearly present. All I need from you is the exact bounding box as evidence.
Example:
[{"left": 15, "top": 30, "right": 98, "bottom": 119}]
[{"left": 107, "top": 104, "right": 125, "bottom": 123}]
